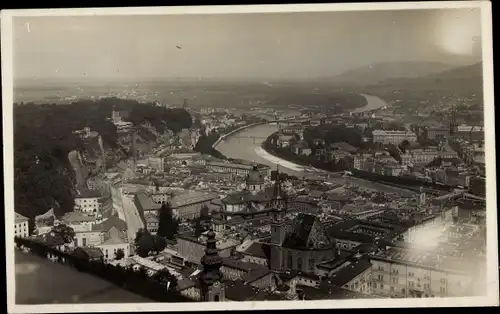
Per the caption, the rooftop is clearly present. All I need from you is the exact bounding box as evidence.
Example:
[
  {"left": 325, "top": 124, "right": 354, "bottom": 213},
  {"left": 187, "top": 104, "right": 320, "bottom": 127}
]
[
  {"left": 371, "top": 246, "right": 479, "bottom": 274},
  {"left": 77, "top": 189, "right": 102, "bottom": 199},
  {"left": 170, "top": 190, "right": 217, "bottom": 208},
  {"left": 61, "top": 211, "right": 97, "bottom": 225},
  {"left": 15, "top": 212, "right": 29, "bottom": 224},
  {"left": 328, "top": 258, "right": 373, "bottom": 287}
]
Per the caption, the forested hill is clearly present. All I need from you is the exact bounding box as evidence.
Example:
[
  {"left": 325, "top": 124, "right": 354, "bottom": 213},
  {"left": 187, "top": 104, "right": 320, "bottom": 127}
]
[{"left": 14, "top": 98, "right": 192, "bottom": 219}]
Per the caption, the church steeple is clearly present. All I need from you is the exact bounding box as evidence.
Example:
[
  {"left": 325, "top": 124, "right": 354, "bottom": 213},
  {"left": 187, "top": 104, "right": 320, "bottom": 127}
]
[
  {"left": 200, "top": 229, "right": 225, "bottom": 302},
  {"left": 272, "top": 164, "right": 286, "bottom": 210}
]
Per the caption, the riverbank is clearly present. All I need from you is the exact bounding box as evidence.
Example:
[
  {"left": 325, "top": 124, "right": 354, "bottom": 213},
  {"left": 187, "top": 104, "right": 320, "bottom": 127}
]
[{"left": 254, "top": 146, "right": 307, "bottom": 173}]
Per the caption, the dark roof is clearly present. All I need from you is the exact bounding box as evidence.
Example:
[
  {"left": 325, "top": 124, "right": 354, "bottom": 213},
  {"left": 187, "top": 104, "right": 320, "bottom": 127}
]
[
  {"left": 72, "top": 247, "right": 104, "bottom": 259},
  {"left": 282, "top": 213, "right": 334, "bottom": 250},
  {"left": 328, "top": 258, "right": 373, "bottom": 287},
  {"left": 77, "top": 189, "right": 101, "bottom": 198},
  {"left": 92, "top": 215, "right": 127, "bottom": 232},
  {"left": 316, "top": 251, "right": 354, "bottom": 270},
  {"left": 242, "top": 242, "right": 271, "bottom": 260}
]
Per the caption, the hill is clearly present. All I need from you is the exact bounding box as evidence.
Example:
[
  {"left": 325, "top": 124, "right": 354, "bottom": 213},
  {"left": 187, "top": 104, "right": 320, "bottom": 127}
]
[
  {"left": 365, "top": 62, "right": 483, "bottom": 95},
  {"left": 13, "top": 98, "right": 192, "bottom": 220},
  {"left": 330, "top": 61, "right": 455, "bottom": 86},
  {"left": 356, "top": 62, "right": 484, "bottom": 111}
]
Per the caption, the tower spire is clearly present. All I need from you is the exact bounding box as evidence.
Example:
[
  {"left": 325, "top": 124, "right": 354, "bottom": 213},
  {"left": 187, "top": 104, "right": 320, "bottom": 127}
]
[{"left": 200, "top": 229, "right": 224, "bottom": 301}]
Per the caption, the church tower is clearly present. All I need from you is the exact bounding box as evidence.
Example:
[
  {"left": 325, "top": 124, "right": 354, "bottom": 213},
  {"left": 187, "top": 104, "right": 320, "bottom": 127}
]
[
  {"left": 200, "top": 229, "right": 225, "bottom": 302},
  {"left": 270, "top": 165, "right": 287, "bottom": 271}
]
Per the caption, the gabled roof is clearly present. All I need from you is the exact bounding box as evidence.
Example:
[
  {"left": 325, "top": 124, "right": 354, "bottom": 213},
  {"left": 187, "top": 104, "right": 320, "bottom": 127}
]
[
  {"left": 282, "top": 213, "right": 334, "bottom": 250},
  {"left": 241, "top": 242, "right": 271, "bottom": 260},
  {"left": 92, "top": 215, "right": 127, "bottom": 233},
  {"left": 73, "top": 247, "right": 104, "bottom": 259},
  {"left": 100, "top": 226, "right": 128, "bottom": 245},
  {"left": 15, "top": 212, "right": 29, "bottom": 223}
]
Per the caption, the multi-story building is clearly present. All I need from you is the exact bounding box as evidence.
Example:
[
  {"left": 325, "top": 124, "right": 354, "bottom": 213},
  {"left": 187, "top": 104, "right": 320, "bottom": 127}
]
[
  {"left": 426, "top": 127, "right": 449, "bottom": 140},
  {"left": 170, "top": 190, "right": 218, "bottom": 220},
  {"left": 206, "top": 161, "right": 269, "bottom": 177},
  {"left": 74, "top": 190, "right": 102, "bottom": 215},
  {"left": 15, "top": 212, "right": 29, "bottom": 238},
  {"left": 370, "top": 246, "right": 478, "bottom": 298},
  {"left": 372, "top": 130, "right": 417, "bottom": 145}
]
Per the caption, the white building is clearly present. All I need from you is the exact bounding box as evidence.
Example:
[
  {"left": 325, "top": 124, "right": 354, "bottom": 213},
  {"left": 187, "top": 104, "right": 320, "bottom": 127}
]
[
  {"left": 96, "top": 226, "right": 131, "bottom": 261},
  {"left": 15, "top": 212, "right": 29, "bottom": 238},
  {"left": 75, "top": 190, "right": 102, "bottom": 215},
  {"left": 370, "top": 246, "right": 478, "bottom": 298},
  {"left": 372, "top": 130, "right": 417, "bottom": 145}
]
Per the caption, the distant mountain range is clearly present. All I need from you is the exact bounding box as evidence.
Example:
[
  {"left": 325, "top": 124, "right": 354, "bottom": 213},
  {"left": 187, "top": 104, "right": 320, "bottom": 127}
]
[
  {"left": 331, "top": 61, "right": 457, "bottom": 86},
  {"left": 370, "top": 61, "right": 483, "bottom": 93}
]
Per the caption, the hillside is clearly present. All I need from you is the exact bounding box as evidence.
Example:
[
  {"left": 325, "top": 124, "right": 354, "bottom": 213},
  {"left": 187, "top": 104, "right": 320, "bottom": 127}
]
[
  {"left": 331, "top": 61, "right": 455, "bottom": 86},
  {"left": 372, "top": 62, "right": 482, "bottom": 93},
  {"left": 14, "top": 98, "right": 192, "bottom": 220}
]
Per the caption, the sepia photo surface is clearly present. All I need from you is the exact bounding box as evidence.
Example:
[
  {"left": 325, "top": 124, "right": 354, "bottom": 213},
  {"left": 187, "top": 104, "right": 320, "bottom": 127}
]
[{"left": 2, "top": 2, "right": 498, "bottom": 313}]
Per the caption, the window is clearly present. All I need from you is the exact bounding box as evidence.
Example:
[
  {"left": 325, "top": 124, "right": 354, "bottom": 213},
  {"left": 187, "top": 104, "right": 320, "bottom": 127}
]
[
  {"left": 392, "top": 269, "right": 399, "bottom": 275},
  {"left": 380, "top": 283, "right": 384, "bottom": 289},
  {"left": 287, "top": 252, "right": 293, "bottom": 270},
  {"left": 390, "top": 287, "right": 394, "bottom": 292},
  {"left": 373, "top": 283, "right": 377, "bottom": 289},
  {"left": 392, "top": 277, "right": 398, "bottom": 284},
  {"left": 440, "top": 287, "right": 446, "bottom": 294},
  {"left": 402, "top": 288, "right": 406, "bottom": 293},
  {"left": 82, "top": 238, "right": 87, "bottom": 246},
  {"left": 297, "top": 257, "right": 303, "bottom": 270},
  {"left": 309, "top": 258, "right": 315, "bottom": 271},
  {"left": 409, "top": 281, "right": 414, "bottom": 288},
  {"left": 440, "top": 278, "right": 447, "bottom": 284},
  {"left": 424, "top": 283, "right": 430, "bottom": 290},
  {"left": 378, "top": 275, "right": 384, "bottom": 281},
  {"left": 408, "top": 272, "right": 414, "bottom": 277}
]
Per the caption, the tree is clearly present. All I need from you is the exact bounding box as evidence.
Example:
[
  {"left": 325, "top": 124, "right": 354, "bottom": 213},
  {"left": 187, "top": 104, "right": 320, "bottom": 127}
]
[
  {"left": 135, "top": 229, "right": 155, "bottom": 257},
  {"left": 152, "top": 235, "right": 167, "bottom": 254},
  {"left": 157, "top": 202, "right": 178, "bottom": 240},
  {"left": 51, "top": 224, "right": 75, "bottom": 244},
  {"left": 200, "top": 205, "right": 210, "bottom": 220},
  {"left": 153, "top": 268, "right": 178, "bottom": 291},
  {"left": 115, "top": 248, "right": 125, "bottom": 260},
  {"left": 194, "top": 219, "right": 204, "bottom": 237}
]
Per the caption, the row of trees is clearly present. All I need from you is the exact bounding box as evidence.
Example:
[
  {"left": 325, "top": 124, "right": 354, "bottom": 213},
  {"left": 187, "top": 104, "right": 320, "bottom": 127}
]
[{"left": 14, "top": 237, "right": 190, "bottom": 302}]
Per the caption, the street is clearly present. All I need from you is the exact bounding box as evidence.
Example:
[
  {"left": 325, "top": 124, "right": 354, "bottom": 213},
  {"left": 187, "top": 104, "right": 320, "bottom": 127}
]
[{"left": 15, "top": 250, "right": 151, "bottom": 304}]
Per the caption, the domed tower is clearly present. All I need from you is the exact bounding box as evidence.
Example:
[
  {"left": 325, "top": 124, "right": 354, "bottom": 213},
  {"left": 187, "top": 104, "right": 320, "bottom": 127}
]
[
  {"left": 246, "top": 165, "right": 265, "bottom": 194},
  {"left": 200, "top": 229, "right": 225, "bottom": 302}
]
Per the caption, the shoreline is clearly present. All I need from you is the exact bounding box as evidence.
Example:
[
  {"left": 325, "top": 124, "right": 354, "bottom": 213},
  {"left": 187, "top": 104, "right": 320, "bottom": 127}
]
[{"left": 254, "top": 146, "right": 306, "bottom": 173}]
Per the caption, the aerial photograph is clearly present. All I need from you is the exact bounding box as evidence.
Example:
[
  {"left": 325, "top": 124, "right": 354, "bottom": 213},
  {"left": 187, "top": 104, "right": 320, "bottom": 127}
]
[{"left": 5, "top": 3, "right": 495, "bottom": 309}]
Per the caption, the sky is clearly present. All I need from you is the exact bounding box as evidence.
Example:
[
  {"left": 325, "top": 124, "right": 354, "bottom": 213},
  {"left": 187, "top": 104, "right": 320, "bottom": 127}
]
[{"left": 12, "top": 8, "right": 483, "bottom": 81}]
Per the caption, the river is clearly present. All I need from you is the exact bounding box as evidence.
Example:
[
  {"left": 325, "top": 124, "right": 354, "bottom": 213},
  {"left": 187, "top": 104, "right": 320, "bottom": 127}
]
[
  {"left": 215, "top": 94, "right": 389, "bottom": 178},
  {"left": 350, "top": 94, "right": 389, "bottom": 114}
]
